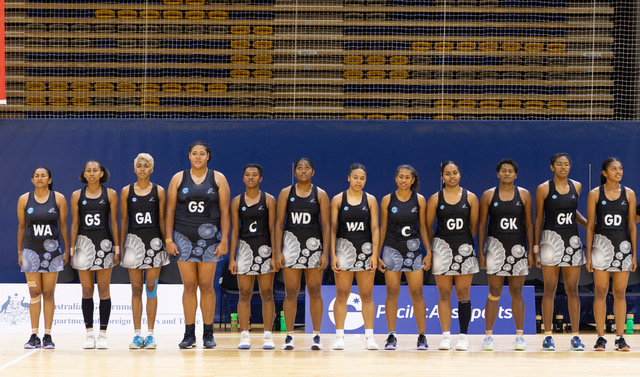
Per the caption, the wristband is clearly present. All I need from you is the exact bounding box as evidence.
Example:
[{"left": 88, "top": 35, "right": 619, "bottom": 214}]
[
  {"left": 165, "top": 238, "right": 174, "bottom": 244},
  {"left": 114, "top": 246, "right": 120, "bottom": 255}
]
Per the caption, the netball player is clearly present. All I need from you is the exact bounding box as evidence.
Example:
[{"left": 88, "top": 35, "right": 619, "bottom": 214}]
[
  {"left": 70, "top": 160, "right": 119, "bottom": 349},
  {"left": 586, "top": 158, "right": 636, "bottom": 351},
  {"left": 17, "top": 167, "right": 69, "bottom": 349},
  {"left": 534, "top": 153, "right": 586, "bottom": 351},
  {"left": 426, "top": 161, "right": 479, "bottom": 351},
  {"left": 165, "top": 141, "right": 230, "bottom": 349},
  {"left": 273, "top": 158, "right": 330, "bottom": 350},
  {"left": 330, "top": 163, "right": 380, "bottom": 350},
  {"left": 229, "top": 164, "right": 277, "bottom": 350},
  {"left": 120, "top": 153, "right": 168, "bottom": 349},
  {"left": 477, "top": 159, "right": 534, "bottom": 351},
  {"left": 379, "top": 165, "right": 431, "bottom": 351}
]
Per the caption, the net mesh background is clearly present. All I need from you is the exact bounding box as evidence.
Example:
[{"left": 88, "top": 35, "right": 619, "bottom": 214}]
[{"left": 3, "top": 0, "right": 638, "bottom": 120}]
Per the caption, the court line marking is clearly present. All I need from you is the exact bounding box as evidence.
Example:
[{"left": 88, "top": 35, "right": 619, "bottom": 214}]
[{"left": 0, "top": 350, "right": 39, "bottom": 372}]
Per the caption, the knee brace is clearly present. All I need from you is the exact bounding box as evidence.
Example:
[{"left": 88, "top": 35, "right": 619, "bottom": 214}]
[
  {"left": 146, "top": 279, "right": 159, "bottom": 299},
  {"left": 488, "top": 293, "right": 501, "bottom": 301},
  {"left": 27, "top": 281, "right": 37, "bottom": 288}
]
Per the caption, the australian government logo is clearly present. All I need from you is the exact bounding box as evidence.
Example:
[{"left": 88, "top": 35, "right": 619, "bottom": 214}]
[{"left": 0, "top": 293, "right": 30, "bottom": 325}]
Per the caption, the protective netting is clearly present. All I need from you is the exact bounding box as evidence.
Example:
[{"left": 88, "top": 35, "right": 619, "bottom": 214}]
[{"left": 3, "top": 0, "right": 638, "bottom": 119}]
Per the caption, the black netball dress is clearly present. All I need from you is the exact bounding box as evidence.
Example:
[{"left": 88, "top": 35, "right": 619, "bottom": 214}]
[
  {"left": 21, "top": 191, "right": 64, "bottom": 273},
  {"left": 73, "top": 187, "right": 115, "bottom": 270},
  {"left": 539, "top": 180, "right": 584, "bottom": 266},
  {"left": 174, "top": 169, "right": 222, "bottom": 263},
  {"left": 381, "top": 192, "right": 423, "bottom": 272},
  {"left": 282, "top": 185, "right": 323, "bottom": 269},
  {"left": 236, "top": 191, "right": 273, "bottom": 275},
  {"left": 121, "top": 184, "right": 169, "bottom": 269},
  {"left": 484, "top": 187, "right": 528, "bottom": 276},
  {"left": 335, "top": 191, "right": 373, "bottom": 272},
  {"left": 592, "top": 185, "right": 632, "bottom": 271},
  {"left": 432, "top": 189, "right": 479, "bottom": 275}
]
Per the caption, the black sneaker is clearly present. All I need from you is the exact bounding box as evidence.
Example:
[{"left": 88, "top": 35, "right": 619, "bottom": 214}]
[
  {"left": 178, "top": 333, "right": 196, "bottom": 349},
  {"left": 614, "top": 337, "right": 630, "bottom": 352},
  {"left": 24, "top": 334, "right": 41, "bottom": 349},
  {"left": 42, "top": 334, "right": 55, "bottom": 349},
  {"left": 203, "top": 332, "right": 216, "bottom": 349},
  {"left": 384, "top": 334, "right": 397, "bottom": 350},
  {"left": 593, "top": 336, "right": 607, "bottom": 351},
  {"left": 417, "top": 334, "right": 428, "bottom": 350}
]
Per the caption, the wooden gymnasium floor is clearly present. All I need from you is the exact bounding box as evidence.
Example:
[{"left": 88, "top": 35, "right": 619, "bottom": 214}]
[{"left": 1, "top": 333, "right": 637, "bottom": 376}]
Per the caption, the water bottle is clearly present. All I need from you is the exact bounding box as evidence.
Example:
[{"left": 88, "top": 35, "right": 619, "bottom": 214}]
[
  {"left": 605, "top": 314, "right": 615, "bottom": 333},
  {"left": 626, "top": 314, "right": 634, "bottom": 335},
  {"left": 280, "top": 310, "right": 286, "bottom": 332},
  {"left": 553, "top": 314, "right": 564, "bottom": 333},
  {"left": 535, "top": 315, "right": 542, "bottom": 333},
  {"left": 230, "top": 312, "right": 238, "bottom": 332}
]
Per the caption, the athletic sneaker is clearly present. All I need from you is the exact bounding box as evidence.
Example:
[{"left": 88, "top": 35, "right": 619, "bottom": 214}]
[
  {"left": 129, "top": 335, "right": 145, "bottom": 349},
  {"left": 24, "top": 334, "right": 41, "bottom": 349},
  {"left": 438, "top": 335, "right": 452, "bottom": 350},
  {"left": 262, "top": 333, "right": 275, "bottom": 350},
  {"left": 570, "top": 335, "right": 585, "bottom": 351},
  {"left": 282, "top": 335, "right": 294, "bottom": 350},
  {"left": 481, "top": 335, "right": 494, "bottom": 351},
  {"left": 83, "top": 334, "right": 96, "bottom": 349},
  {"left": 96, "top": 333, "right": 108, "bottom": 349},
  {"left": 332, "top": 336, "right": 345, "bottom": 350},
  {"left": 144, "top": 335, "right": 157, "bottom": 349},
  {"left": 514, "top": 335, "right": 527, "bottom": 351},
  {"left": 238, "top": 331, "right": 251, "bottom": 350},
  {"left": 42, "top": 334, "right": 55, "bottom": 349},
  {"left": 614, "top": 337, "right": 630, "bottom": 352},
  {"left": 365, "top": 336, "right": 379, "bottom": 350},
  {"left": 203, "top": 332, "right": 216, "bottom": 349},
  {"left": 542, "top": 335, "right": 555, "bottom": 351},
  {"left": 455, "top": 334, "right": 469, "bottom": 351},
  {"left": 594, "top": 336, "right": 607, "bottom": 351},
  {"left": 311, "top": 334, "right": 323, "bottom": 350},
  {"left": 417, "top": 334, "right": 428, "bottom": 350},
  {"left": 178, "top": 333, "right": 196, "bottom": 349},
  {"left": 384, "top": 334, "right": 397, "bottom": 350}
]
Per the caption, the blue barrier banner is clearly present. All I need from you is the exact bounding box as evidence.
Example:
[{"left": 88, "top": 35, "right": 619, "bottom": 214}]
[{"left": 305, "top": 285, "right": 536, "bottom": 334}]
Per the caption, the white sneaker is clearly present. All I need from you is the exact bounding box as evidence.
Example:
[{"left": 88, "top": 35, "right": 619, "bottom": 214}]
[
  {"left": 481, "top": 335, "right": 494, "bottom": 351},
  {"left": 262, "top": 332, "right": 275, "bottom": 350},
  {"left": 365, "top": 336, "right": 379, "bottom": 350},
  {"left": 332, "top": 336, "right": 345, "bottom": 350},
  {"left": 438, "top": 335, "right": 451, "bottom": 350},
  {"left": 455, "top": 334, "right": 469, "bottom": 351},
  {"left": 514, "top": 334, "right": 527, "bottom": 351},
  {"left": 83, "top": 334, "right": 96, "bottom": 349},
  {"left": 96, "top": 333, "right": 108, "bottom": 349},
  {"left": 238, "top": 331, "right": 251, "bottom": 350}
]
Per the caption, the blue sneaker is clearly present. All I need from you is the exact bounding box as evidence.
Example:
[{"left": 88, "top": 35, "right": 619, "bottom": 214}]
[
  {"left": 144, "top": 335, "right": 157, "bottom": 349},
  {"left": 311, "top": 334, "right": 323, "bottom": 350},
  {"left": 129, "top": 335, "right": 145, "bottom": 349},
  {"left": 570, "top": 335, "right": 585, "bottom": 351},
  {"left": 542, "top": 335, "right": 555, "bottom": 351}
]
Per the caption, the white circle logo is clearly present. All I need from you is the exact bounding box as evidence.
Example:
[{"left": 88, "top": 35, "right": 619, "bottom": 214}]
[{"left": 328, "top": 293, "right": 364, "bottom": 330}]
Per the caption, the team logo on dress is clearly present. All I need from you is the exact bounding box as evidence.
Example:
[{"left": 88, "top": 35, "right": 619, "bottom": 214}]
[
  {"left": 82, "top": 200, "right": 87, "bottom": 205},
  {"left": 207, "top": 188, "right": 215, "bottom": 194},
  {"left": 328, "top": 293, "right": 364, "bottom": 331},
  {"left": 0, "top": 293, "right": 30, "bottom": 325},
  {"left": 493, "top": 202, "right": 498, "bottom": 207},
  {"left": 461, "top": 204, "right": 467, "bottom": 208},
  {"left": 290, "top": 197, "right": 295, "bottom": 202},
  {"left": 149, "top": 197, "right": 155, "bottom": 202},
  {"left": 344, "top": 206, "right": 349, "bottom": 211},
  {"left": 99, "top": 199, "right": 106, "bottom": 205},
  {"left": 551, "top": 195, "right": 557, "bottom": 199},
  {"left": 391, "top": 206, "right": 398, "bottom": 214},
  {"left": 310, "top": 198, "right": 316, "bottom": 203},
  {"left": 242, "top": 206, "right": 247, "bottom": 211},
  {"left": 48, "top": 207, "right": 57, "bottom": 213},
  {"left": 132, "top": 197, "right": 137, "bottom": 203},
  {"left": 411, "top": 207, "right": 418, "bottom": 213},
  {"left": 362, "top": 206, "right": 367, "bottom": 211},
  {"left": 258, "top": 206, "right": 265, "bottom": 211},
  {"left": 601, "top": 200, "right": 607, "bottom": 205},
  {"left": 182, "top": 188, "right": 189, "bottom": 194},
  {"left": 27, "top": 207, "right": 34, "bottom": 214},
  {"left": 440, "top": 205, "right": 445, "bottom": 210}
]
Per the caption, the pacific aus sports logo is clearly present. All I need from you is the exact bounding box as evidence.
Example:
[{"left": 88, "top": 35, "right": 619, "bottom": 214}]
[{"left": 327, "top": 293, "right": 364, "bottom": 330}]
